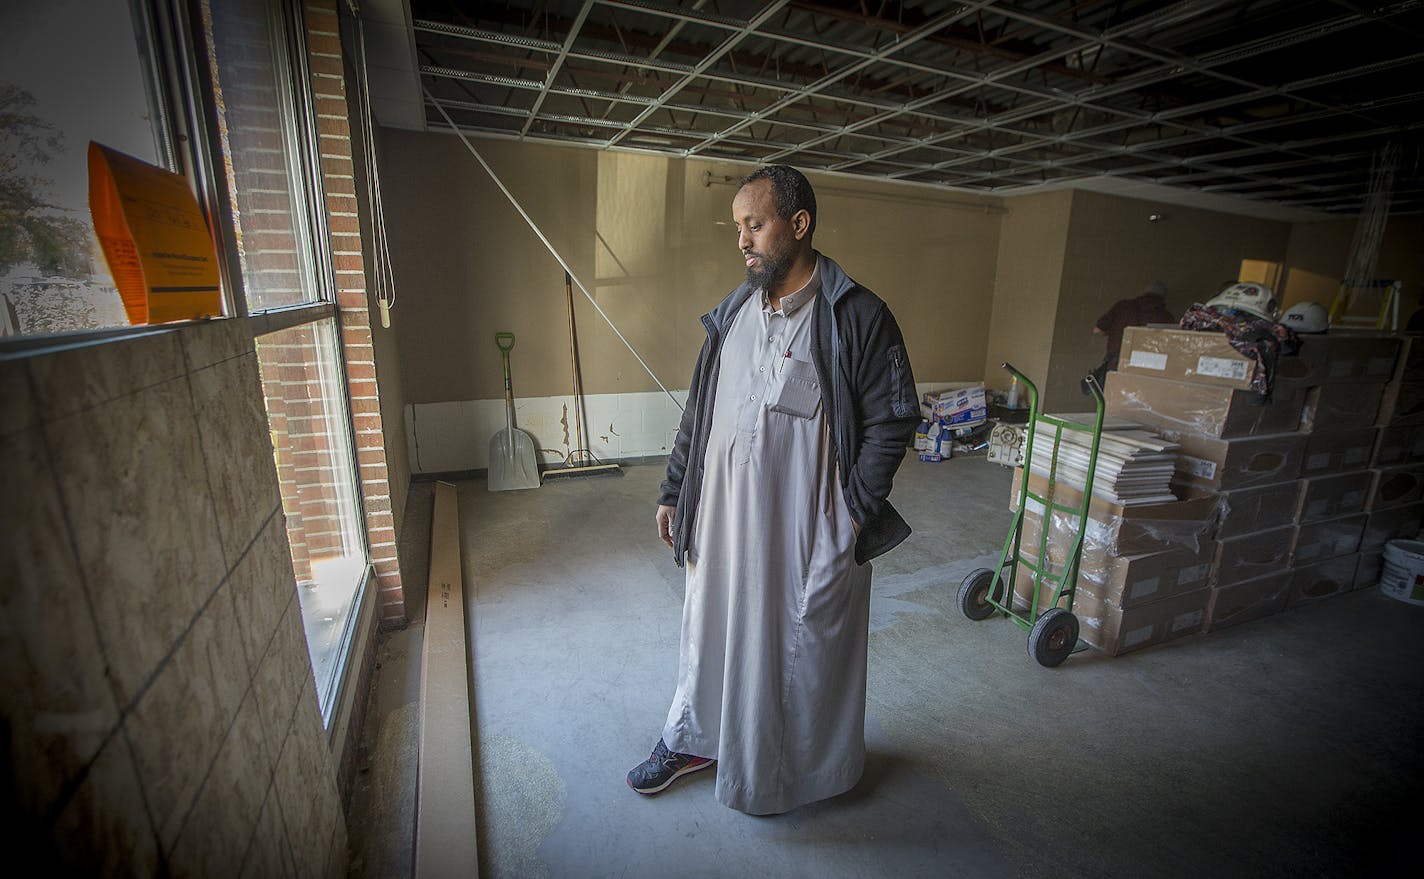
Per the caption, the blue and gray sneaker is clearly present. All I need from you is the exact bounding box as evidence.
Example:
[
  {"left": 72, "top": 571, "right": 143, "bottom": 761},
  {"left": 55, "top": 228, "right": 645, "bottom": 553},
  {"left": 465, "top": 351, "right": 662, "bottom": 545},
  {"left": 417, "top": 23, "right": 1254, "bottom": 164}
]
[{"left": 626, "top": 739, "right": 715, "bottom": 795}]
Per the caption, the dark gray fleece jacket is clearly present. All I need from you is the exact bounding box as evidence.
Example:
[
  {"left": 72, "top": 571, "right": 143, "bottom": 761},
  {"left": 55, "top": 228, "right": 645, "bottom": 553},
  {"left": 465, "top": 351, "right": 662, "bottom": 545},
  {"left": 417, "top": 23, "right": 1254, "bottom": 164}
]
[{"left": 659, "top": 252, "right": 920, "bottom": 566}]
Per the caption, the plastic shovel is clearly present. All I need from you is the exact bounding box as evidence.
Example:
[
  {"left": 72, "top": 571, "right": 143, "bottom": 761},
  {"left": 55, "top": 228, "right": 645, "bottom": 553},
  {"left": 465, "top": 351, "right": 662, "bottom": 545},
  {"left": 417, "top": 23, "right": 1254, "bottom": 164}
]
[{"left": 488, "top": 332, "right": 540, "bottom": 492}]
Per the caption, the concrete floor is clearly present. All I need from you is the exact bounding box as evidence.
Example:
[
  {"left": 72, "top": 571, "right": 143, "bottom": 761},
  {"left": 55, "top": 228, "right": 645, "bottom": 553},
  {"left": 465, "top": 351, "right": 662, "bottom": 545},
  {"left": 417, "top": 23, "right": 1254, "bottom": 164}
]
[{"left": 349, "top": 454, "right": 1423, "bottom": 878}]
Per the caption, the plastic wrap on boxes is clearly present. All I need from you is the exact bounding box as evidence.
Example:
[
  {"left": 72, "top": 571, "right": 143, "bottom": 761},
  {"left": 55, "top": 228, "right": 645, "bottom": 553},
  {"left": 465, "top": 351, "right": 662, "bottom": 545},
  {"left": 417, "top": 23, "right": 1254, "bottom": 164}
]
[
  {"left": 1211, "top": 526, "right": 1294, "bottom": 588},
  {"left": 1295, "top": 471, "right": 1374, "bottom": 523},
  {"left": 1216, "top": 482, "right": 1301, "bottom": 538},
  {"left": 1367, "top": 465, "right": 1424, "bottom": 511},
  {"left": 1361, "top": 502, "right": 1424, "bottom": 553},
  {"left": 1204, "top": 571, "right": 1292, "bottom": 633},
  {"left": 1073, "top": 588, "right": 1209, "bottom": 656},
  {"left": 1290, "top": 514, "right": 1367, "bottom": 565},
  {"left": 1301, "top": 384, "right": 1385, "bottom": 432},
  {"left": 1104, "top": 371, "right": 1304, "bottom": 438}
]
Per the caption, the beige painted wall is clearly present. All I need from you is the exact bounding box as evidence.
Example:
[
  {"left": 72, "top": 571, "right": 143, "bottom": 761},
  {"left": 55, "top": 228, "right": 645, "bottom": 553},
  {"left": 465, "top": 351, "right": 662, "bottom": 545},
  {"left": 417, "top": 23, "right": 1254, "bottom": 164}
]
[
  {"left": 380, "top": 131, "right": 1003, "bottom": 407},
  {"left": 1043, "top": 190, "right": 1293, "bottom": 409},
  {"left": 983, "top": 190, "right": 1074, "bottom": 396},
  {"left": 1282, "top": 213, "right": 1424, "bottom": 320}
]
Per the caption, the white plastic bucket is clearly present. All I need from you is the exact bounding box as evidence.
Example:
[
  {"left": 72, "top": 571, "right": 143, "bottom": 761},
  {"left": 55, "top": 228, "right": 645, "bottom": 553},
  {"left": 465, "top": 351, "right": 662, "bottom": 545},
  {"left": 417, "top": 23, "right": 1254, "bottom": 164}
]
[{"left": 1380, "top": 539, "right": 1424, "bottom": 606}]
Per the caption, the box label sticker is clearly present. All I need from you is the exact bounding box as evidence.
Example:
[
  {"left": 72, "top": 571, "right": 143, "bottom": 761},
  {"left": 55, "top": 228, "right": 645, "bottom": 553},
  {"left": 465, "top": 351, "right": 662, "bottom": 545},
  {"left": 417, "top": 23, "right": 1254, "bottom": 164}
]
[
  {"left": 1329, "top": 360, "right": 1354, "bottom": 379},
  {"left": 1343, "top": 490, "right": 1365, "bottom": 506},
  {"left": 1306, "top": 499, "right": 1327, "bottom": 518},
  {"left": 1196, "top": 356, "right": 1250, "bottom": 381},
  {"left": 1128, "top": 350, "right": 1168, "bottom": 371},
  {"left": 1367, "top": 356, "right": 1395, "bottom": 376},
  {"left": 1171, "top": 609, "right": 1205, "bottom": 633},
  {"left": 1128, "top": 576, "right": 1160, "bottom": 600},
  {"left": 1180, "top": 455, "right": 1217, "bottom": 480},
  {"left": 1124, "top": 624, "right": 1155, "bottom": 648},
  {"left": 1307, "top": 453, "right": 1331, "bottom": 470},
  {"left": 1345, "top": 447, "right": 1370, "bottom": 465},
  {"left": 1177, "top": 563, "right": 1211, "bottom": 586}
]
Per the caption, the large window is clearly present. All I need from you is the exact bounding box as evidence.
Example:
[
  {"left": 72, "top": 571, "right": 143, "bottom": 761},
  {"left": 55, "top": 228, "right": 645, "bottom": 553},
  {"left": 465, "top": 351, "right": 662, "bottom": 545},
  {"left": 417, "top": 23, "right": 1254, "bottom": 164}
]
[
  {"left": 0, "top": 0, "right": 167, "bottom": 336},
  {"left": 202, "top": 0, "right": 369, "bottom": 718}
]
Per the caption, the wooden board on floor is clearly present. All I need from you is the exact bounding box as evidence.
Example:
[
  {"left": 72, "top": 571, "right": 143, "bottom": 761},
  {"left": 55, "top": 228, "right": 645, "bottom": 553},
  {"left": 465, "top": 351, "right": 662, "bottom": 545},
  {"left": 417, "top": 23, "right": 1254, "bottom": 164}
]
[{"left": 415, "top": 481, "right": 478, "bottom": 878}]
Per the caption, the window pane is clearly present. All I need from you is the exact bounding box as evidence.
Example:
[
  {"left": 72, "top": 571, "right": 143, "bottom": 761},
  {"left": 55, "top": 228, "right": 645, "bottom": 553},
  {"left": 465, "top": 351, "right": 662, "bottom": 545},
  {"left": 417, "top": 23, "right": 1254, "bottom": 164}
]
[
  {"left": 0, "top": 0, "right": 163, "bottom": 336},
  {"left": 204, "top": 0, "right": 322, "bottom": 312},
  {"left": 255, "top": 318, "right": 366, "bottom": 705}
]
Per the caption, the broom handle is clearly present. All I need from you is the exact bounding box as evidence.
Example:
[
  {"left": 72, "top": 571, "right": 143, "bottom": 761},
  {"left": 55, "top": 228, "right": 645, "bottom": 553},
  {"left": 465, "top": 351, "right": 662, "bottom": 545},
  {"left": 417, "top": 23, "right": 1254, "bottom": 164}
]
[
  {"left": 497, "top": 332, "right": 515, "bottom": 459},
  {"left": 566, "top": 272, "right": 586, "bottom": 457}
]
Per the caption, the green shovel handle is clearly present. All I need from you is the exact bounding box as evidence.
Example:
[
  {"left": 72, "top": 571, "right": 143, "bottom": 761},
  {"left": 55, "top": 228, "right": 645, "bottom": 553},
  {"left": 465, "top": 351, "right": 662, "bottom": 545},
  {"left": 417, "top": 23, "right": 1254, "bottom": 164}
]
[{"left": 495, "top": 331, "right": 515, "bottom": 353}]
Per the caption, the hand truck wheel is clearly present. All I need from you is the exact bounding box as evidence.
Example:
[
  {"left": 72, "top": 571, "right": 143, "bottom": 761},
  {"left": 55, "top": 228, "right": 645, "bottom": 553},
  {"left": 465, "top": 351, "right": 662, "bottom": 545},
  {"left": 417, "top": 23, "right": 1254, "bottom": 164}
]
[
  {"left": 1028, "top": 607, "right": 1079, "bottom": 667},
  {"left": 957, "top": 568, "right": 1003, "bottom": 621}
]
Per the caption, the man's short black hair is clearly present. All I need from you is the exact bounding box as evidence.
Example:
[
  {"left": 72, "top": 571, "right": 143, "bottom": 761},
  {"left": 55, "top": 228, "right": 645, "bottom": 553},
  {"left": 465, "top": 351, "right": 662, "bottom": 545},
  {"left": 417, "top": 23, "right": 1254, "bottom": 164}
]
[{"left": 738, "top": 165, "right": 817, "bottom": 235}]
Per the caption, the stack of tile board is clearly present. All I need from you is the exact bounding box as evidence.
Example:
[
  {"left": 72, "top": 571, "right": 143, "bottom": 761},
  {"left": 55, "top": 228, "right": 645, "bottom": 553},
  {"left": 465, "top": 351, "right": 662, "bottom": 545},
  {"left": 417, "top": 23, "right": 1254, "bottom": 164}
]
[{"left": 1026, "top": 416, "right": 1179, "bottom": 505}]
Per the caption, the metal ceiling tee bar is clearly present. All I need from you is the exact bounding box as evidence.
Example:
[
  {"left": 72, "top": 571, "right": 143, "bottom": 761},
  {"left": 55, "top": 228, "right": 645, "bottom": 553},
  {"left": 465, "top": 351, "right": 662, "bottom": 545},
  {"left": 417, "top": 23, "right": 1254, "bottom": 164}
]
[
  {"left": 519, "top": 0, "right": 596, "bottom": 137},
  {"left": 873, "top": 11, "right": 1419, "bottom": 177},
  {"left": 685, "top": 1, "right": 997, "bottom": 156},
  {"left": 604, "top": 0, "right": 792, "bottom": 149},
  {"left": 774, "top": 0, "right": 1241, "bottom": 167}
]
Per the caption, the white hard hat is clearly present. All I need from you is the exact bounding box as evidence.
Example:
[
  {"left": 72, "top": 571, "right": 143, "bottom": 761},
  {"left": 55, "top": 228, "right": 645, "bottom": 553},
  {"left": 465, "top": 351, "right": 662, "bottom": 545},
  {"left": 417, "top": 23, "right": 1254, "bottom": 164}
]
[
  {"left": 1206, "top": 282, "right": 1280, "bottom": 321},
  {"left": 1281, "top": 301, "right": 1329, "bottom": 333}
]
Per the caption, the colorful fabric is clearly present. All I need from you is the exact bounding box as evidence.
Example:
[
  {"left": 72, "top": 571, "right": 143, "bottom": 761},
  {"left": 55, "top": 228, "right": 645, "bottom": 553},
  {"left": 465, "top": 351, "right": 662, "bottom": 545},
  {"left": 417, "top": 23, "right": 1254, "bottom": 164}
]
[{"left": 1178, "top": 304, "right": 1300, "bottom": 399}]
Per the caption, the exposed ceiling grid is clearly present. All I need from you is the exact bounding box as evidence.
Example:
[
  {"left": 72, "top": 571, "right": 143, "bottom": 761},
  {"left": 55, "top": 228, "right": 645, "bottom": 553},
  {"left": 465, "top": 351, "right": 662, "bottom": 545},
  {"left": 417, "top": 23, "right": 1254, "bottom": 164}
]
[{"left": 400, "top": 0, "right": 1424, "bottom": 214}]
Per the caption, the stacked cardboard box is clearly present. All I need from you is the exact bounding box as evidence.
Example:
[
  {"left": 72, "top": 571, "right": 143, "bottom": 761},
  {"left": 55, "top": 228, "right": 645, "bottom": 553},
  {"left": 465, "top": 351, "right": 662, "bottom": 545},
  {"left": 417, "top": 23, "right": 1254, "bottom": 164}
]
[
  {"left": 1007, "top": 447, "right": 1218, "bottom": 656},
  {"left": 1110, "top": 326, "right": 1423, "bottom": 633}
]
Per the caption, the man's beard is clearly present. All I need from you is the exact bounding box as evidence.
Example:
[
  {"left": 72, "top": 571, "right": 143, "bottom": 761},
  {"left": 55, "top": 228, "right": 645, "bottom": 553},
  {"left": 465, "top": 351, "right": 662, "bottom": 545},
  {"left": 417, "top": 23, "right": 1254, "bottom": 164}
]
[{"left": 744, "top": 247, "right": 792, "bottom": 289}]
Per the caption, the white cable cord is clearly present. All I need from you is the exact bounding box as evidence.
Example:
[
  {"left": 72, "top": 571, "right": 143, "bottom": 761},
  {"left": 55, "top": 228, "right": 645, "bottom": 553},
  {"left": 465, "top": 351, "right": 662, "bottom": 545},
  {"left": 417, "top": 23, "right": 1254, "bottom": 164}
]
[
  {"left": 424, "top": 88, "right": 685, "bottom": 414},
  {"left": 349, "top": 7, "right": 397, "bottom": 314}
]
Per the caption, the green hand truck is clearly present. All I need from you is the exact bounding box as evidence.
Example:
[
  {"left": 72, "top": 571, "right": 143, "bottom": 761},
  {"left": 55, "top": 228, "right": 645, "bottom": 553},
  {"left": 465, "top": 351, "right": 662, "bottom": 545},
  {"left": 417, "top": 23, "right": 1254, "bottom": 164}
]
[{"left": 957, "top": 363, "right": 1106, "bottom": 667}]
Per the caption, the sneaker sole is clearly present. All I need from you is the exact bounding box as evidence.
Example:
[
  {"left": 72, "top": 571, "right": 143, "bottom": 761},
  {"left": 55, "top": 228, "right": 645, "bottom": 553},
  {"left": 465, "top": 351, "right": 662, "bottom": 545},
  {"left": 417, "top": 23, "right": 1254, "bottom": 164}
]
[{"left": 627, "top": 759, "right": 715, "bottom": 795}]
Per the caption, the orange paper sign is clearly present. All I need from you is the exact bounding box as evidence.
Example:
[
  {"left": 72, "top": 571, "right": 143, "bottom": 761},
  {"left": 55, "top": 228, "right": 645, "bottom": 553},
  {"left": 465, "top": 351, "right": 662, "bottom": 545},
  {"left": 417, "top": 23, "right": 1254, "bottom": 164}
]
[{"left": 89, "top": 142, "right": 222, "bottom": 324}]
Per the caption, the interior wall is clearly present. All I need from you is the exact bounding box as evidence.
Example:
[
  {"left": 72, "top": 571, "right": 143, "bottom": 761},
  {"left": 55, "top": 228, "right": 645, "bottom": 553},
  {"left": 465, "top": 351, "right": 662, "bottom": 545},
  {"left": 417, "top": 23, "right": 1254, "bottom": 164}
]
[
  {"left": 1043, "top": 190, "right": 1293, "bottom": 409},
  {"left": 1282, "top": 213, "right": 1424, "bottom": 319},
  {"left": 380, "top": 131, "right": 1002, "bottom": 471},
  {"left": 982, "top": 190, "right": 1074, "bottom": 395},
  {"left": 2, "top": 319, "right": 346, "bottom": 875}
]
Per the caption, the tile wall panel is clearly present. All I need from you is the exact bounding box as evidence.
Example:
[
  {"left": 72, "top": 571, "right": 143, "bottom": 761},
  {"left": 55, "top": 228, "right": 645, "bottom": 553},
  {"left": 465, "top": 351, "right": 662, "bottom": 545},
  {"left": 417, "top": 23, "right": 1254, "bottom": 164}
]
[
  {"left": 190, "top": 350, "right": 284, "bottom": 563},
  {"left": 230, "top": 512, "right": 301, "bottom": 674},
  {"left": 46, "top": 375, "right": 227, "bottom": 704},
  {"left": 125, "top": 580, "right": 250, "bottom": 851},
  {"left": 48, "top": 732, "right": 160, "bottom": 875},
  {"left": 0, "top": 422, "right": 118, "bottom": 819},
  {"left": 168, "top": 688, "right": 274, "bottom": 877}
]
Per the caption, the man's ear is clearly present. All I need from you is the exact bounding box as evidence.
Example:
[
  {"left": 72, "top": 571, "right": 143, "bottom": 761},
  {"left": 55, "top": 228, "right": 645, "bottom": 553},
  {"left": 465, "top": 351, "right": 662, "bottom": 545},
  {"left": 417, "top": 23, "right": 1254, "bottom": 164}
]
[{"left": 792, "top": 209, "right": 811, "bottom": 240}]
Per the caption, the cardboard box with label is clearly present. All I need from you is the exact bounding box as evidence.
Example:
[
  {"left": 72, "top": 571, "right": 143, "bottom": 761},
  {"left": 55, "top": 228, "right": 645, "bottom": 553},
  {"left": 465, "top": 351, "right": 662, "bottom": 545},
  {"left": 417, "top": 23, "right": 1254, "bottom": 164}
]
[
  {"left": 1295, "top": 471, "right": 1375, "bottom": 523},
  {"left": 1361, "top": 501, "right": 1424, "bottom": 552},
  {"left": 1319, "top": 334, "right": 1401, "bottom": 384},
  {"left": 1204, "top": 570, "right": 1292, "bottom": 633},
  {"left": 1217, "top": 481, "right": 1302, "bottom": 538},
  {"left": 1104, "top": 371, "right": 1304, "bottom": 439},
  {"left": 1299, "top": 383, "right": 1385, "bottom": 433},
  {"left": 1375, "top": 381, "right": 1424, "bottom": 428},
  {"left": 1076, "top": 541, "right": 1217, "bottom": 609},
  {"left": 1074, "top": 587, "right": 1209, "bottom": 657},
  {"left": 1370, "top": 424, "right": 1424, "bottom": 467},
  {"left": 1117, "top": 326, "right": 1319, "bottom": 390},
  {"left": 1211, "top": 525, "right": 1295, "bottom": 588},
  {"left": 925, "top": 383, "right": 987, "bottom": 425},
  {"left": 1366, "top": 465, "right": 1424, "bottom": 511},
  {"left": 1287, "top": 554, "right": 1360, "bottom": 607},
  {"left": 1301, "top": 427, "right": 1378, "bottom": 477},
  {"left": 1290, "top": 513, "right": 1367, "bottom": 565},
  {"left": 1171, "top": 431, "right": 1305, "bottom": 492},
  {"left": 1010, "top": 468, "right": 1218, "bottom": 562}
]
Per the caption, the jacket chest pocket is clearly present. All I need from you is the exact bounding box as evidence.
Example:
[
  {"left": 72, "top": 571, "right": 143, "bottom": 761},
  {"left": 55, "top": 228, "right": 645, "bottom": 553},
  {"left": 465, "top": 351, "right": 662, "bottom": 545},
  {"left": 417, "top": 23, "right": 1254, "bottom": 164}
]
[{"left": 770, "top": 358, "right": 822, "bottom": 420}]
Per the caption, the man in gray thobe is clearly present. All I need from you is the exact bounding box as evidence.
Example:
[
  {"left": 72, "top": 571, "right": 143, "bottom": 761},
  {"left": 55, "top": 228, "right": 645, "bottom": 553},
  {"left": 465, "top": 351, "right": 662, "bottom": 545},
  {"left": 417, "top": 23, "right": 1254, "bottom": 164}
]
[{"left": 628, "top": 165, "right": 920, "bottom": 815}]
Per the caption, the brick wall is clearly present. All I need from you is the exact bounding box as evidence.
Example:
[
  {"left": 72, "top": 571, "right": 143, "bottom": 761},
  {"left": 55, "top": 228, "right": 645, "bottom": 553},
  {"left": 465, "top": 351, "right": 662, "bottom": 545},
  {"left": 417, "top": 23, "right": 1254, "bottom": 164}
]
[
  {"left": 209, "top": 0, "right": 405, "bottom": 625},
  {"left": 304, "top": 0, "right": 405, "bottom": 627}
]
